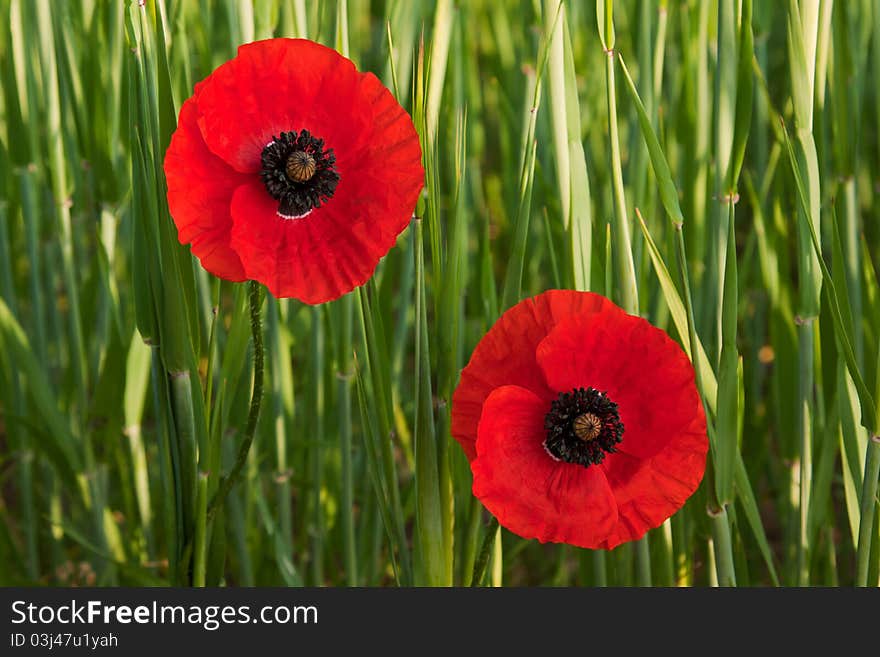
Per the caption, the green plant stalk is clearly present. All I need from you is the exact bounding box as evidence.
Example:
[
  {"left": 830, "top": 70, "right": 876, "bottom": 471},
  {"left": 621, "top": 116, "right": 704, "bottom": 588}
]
[
  {"left": 652, "top": 2, "right": 669, "bottom": 105},
  {"left": 840, "top": 183, "right": 862, "bottom": 362},
  {"left": 546, "top": 0, "right": 571, "bottom": 229},
  {"left": 267, "top": 299, "right": 295, "bottom": 579},
  {"left": 686, "top": 0, "right": 711, "bottom": 310},
  {"left": 856, "top": 438, "right": 880, "bottom": 585},
  {"left": 310, "top": 307, "right": 325, "bottom": 585},
  {"left": 709, "top": 0, "right": 736, "bottom": 363},
  {"left": 461, "top": 498, "right": 483, "bottom": 586},
  {"left": 629, "top": 0, "right": 654, "bottom": 212},
  {"left": 592, "top": 551, "right": 608, "bottom": 587},
  {"left": 605, "top": 52, "right": 638, "bottom": 314},
  {"left": 785, "top": 0, "right": 822, "bottom": 587},
  {"left": 193, "top": 472, "right": 209, "bottom": 587},
  {"left": 490, "top": 530, "right": 503, "bottom": 587},
  {"left": 634, "top": 534, "right": 652, "bottom": 587},
  {"left": 712, "top": 202, "right": 740, "bottom": 586},
  {"left": 471, "top": 516, "right": 499, "bottom": 587},
  {"left": 500, "top": 137, "right": 538, "bottom": 310},
  {"left": 124, "top": 334, "right": 154, "bottom": 554},
  {"left": 207, "top": 281, "right": 265, "bottom": 524},
  {"left": 426, "top": 0, "right": 454, "bottom": 143},
  {"left": 711, "top": 507, "right": 737, "bottom": 586},
  {"left": 150, "top": 346, "right": 180, "bottom": 583},
  {"left": 204, "top": 281, "right": 222, "bottom": 430},
  {"left": 338, "top": 295, "right": 357, "bottom": 585},
  {"left": 169, "top": 373, "right": 197, "bottom": 546},
  {"left": 545, "top": 1, "right": 591, "bottom": 290},
  {"left": 796, "top": 322, "right": 813, "bottom": 585},
  {"left": 656, "top": 519, "right": 675, "bottom": 587},
  {"left": 200, "top": 281, "right": 222, "bottom": 559},
  {"left": 859, "top": 312, "right": 880, "bottom": 581}
]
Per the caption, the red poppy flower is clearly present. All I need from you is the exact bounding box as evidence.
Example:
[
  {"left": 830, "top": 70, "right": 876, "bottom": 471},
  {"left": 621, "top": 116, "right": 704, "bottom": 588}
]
[
  {"left": 164, "top": 38, "right": 424, "bottom": 303},
  {"left": 451, "top": 290, "right": 708, "bottom": 550}
]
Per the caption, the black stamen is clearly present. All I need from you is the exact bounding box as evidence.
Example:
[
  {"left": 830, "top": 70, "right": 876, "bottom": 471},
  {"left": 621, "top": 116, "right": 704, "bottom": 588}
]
[
  {"left": 544, "top": 387, "right": 624, "bottom": 467},
  {"left": 260, "top": 130, "right": 339, "bottom": 217}
]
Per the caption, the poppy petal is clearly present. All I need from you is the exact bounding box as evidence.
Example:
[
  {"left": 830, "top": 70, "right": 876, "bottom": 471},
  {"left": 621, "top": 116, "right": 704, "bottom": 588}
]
[
  {"left": 195, "top": 39, "right": 369, "bottom": 174},
  {"left": 598, "top": 410, "right": 708, "bottom": 548},
  {"left": 164, "top": 92, "right": 248, "bottom": 281},
  {"left": 535, "top": 307, "right": 701, "bottom": 460},
  {"left": 229, "top": 181, "right": 396, "bottom": 304},
  {"left": 472, "top": 385, "right": 618, "bottom": 549},
  {"left": 451, "top": 290, "right": 614, "bottom": 461}
]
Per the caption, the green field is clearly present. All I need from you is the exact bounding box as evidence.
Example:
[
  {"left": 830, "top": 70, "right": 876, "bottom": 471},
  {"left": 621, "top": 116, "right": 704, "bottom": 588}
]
[{"left": 0, "top": 0, "right": 878, "bottom": 587}]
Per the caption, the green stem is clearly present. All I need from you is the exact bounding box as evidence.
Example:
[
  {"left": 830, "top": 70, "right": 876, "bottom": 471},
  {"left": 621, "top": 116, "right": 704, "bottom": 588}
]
[
  {"left": 592, "top": 550, "right": 608, "bottom": 587},
  {"left": 338, "top": 295, "right": 357, "bottom": 585},
  {"left": 193, "top": 472, "right": 209, "bottom": 587},
  {"left": 711, "top": 507, "right": 737, "bottom": 586},
  {"left": 674, "top": 225, "right": 704, "bottom": 409},
  {"left": 169, "top": 371, "right": 197, "bottom": 556},
  {"left": 471, "top": 515, "right": 499, "bottom": 587},
  {"left": 605, "top": 50, "right": 639, "bottom": 314},
  {"left": 461, "top": 497, "right": 483, "bottom": 586},
  {"left": 310, "top": 307, "right": 325, "bottom": 584},
  {"left": 207, "top": 280, "right": 264, "bottom": 524},
  {"left": 634, "top": 536, "right": 652, "bottom": 586},
  {"left": 204, "top": 280, "right": 221, "bottom": 426},
  {"left": 796, "top": 321, "right": 813, "bottom": 585},
  {"left": 855, "top": 437, "right": 880, "bottom": 586}
]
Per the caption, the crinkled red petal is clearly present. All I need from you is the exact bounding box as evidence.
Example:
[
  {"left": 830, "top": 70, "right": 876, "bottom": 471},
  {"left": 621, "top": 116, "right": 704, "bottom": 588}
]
[
  {"left": 451, "top": 290, "right": 613, "bottom": 461},
  {"left": 472, "top": 385, "right": 618, "bottom": 548},
  {"left": 536, "top": 306, "right": 701, "bottom": 460},
  {"left": 195, "top": 39, "right": 370, "bottom": 174},
  {"left": 164, "top": 92, "right": 248, "bottom": 281},
  {"left": 229, "top": 180, "right": 394, "bottom": 303},
  {"left": 597, "top": 409, "right": 707, "bottom": 548}
]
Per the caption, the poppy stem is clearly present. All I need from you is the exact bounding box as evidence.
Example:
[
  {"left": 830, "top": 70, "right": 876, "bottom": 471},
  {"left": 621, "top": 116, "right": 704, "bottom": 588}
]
[
  {"left": 207, "top": 280, "right": 265, "bottom": 524},
  {"left": 471, "top": 515, "right": 500, "bottom": 587}
]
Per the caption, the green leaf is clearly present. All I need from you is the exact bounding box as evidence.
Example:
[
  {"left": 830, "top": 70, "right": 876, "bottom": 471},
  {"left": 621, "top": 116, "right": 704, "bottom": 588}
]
[
  {"left": 618, "top": 55, "right": 684, "bottom": 227},
  {"left": 735, "top": 454, "right": 780, "bottom": 586},
  {"left": 786, "top": 0, "right": 813, "bottom": 130},
  {"left": 725, "top": 0, "right": 754, "bottom": 190},
  {"left": 715, "top": 209, "right": 739, "bottom": 505},
  {"left": 637, "top": 215, "right": 718, "bottom": 410}
]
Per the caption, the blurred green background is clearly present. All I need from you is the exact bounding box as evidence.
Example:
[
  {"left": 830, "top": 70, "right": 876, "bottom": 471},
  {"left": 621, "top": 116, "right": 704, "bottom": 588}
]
[{"left": 0, "top": 0, "right": 878, "bottom": 586}]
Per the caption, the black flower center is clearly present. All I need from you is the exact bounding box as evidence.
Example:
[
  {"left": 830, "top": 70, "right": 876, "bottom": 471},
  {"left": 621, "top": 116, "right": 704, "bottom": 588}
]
[
  {"left": 544, "top": 387, "right": 624, "bottom": 467},
  {"left": 260, "top": 130, "right": 340, "bottom": 218}
]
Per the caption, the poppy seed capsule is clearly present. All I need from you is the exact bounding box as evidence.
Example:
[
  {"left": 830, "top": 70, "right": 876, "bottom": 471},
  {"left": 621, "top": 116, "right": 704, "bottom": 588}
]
[
  {"left": 573, "top": 412, "right": 601, "bottom": 441},
  {"left": 286, "top": 151, "right": 317, "bottom": 182}
]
